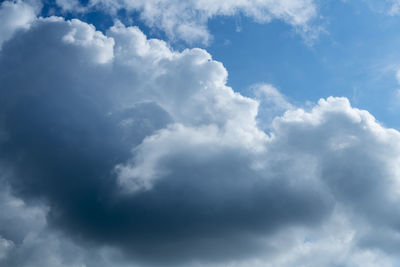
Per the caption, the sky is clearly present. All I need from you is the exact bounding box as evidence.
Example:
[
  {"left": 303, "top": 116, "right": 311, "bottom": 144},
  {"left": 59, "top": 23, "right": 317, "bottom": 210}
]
[{"left": 2, "top": 0, "right": 400, "bottom": 266}]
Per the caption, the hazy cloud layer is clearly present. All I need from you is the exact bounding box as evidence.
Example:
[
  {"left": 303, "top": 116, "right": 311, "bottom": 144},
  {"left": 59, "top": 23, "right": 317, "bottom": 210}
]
[{"left": 1, "top": 1, "right": 400, "bottom": 266}]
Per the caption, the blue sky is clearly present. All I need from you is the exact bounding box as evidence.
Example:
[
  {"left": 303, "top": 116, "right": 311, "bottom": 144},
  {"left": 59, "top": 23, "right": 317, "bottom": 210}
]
[{"left": 3, "top": 0, "right": 400, "bottom": 266}]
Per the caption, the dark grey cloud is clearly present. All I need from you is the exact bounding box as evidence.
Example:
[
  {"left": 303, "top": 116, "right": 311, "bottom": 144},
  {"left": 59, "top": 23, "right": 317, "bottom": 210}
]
[{"left": 1, "top": 2, "right": 400, "bottom": 267}]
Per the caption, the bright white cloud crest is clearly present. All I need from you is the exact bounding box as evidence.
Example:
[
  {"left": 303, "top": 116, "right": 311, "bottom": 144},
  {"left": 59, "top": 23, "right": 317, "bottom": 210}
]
[{"left": 1, "top": 1, "right": 400, "bottom": 267}]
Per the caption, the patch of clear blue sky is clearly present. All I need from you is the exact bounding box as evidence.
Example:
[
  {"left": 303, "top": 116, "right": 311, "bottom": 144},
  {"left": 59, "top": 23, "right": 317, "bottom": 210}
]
[{"left": 41, "top": 0, "right": 400, "bottom": 128}]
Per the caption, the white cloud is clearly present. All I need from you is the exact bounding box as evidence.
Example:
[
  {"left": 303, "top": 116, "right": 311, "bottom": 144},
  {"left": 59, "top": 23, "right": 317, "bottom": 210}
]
[
  {"left": 395, "top": 69, "right": 400, "bottom": 84},
  {"left": 364, "top": 0, "right": 400, "bottom": 16},
  {"left": 393, "top": 68, "right": 400, "bottom": 100},
  {"left": 61, "top": 18, "right": 115, "bottom": 64},
  {"left": 0, "top": 0, "right": 39, "bottom": 49},
  {"left": 253, "top": 83, "right": 293, "bottom": 110},
  {"left": 0, "top": 237, "right": 13, "bottom": 260},
  {"left": 389, "top": 0, "right": 400, "bottom": 15},
  {"left": 249, "top": 83, "right": 294, "bottom": 129},
  {"left": 55, "top": 0, "right": 85, "bottom": 13},
  {"left": 58, "top": 0, "right": 319, "bottom": 44}
]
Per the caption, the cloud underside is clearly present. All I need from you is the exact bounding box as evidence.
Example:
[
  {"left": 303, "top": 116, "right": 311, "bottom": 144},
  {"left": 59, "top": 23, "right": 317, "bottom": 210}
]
[{"left": 1, "top": 1, "right": 400, "bottom": 267}]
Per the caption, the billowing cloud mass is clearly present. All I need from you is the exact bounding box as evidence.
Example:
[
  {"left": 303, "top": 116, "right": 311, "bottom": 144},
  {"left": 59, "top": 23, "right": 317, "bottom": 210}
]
[
  {"left": 55, "top": 0, "right": 318, "bottom": 44},
  {"left": 1, "top": 1, "right": 400, "bottom": 267}
]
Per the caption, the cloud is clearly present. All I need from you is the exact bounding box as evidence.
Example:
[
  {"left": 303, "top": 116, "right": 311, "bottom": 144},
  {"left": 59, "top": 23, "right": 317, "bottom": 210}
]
[
  {"left": 55, "top": 0, "right": 85, "bottom": 13},
  {"left": 56, "top": 0, "right": 319, "bottom": 44},
  {"left": 1, "top": 2, "right": 400, "bottom": 266},
  {"left": 388, "top": 0, "right": 400, "bottom": 15},
  {"left": 364, "top": 0, "right": 400, "bottom": 16},
  {"left": 0, "top": 179, "right": 137, "bottom": 267},
  {"left": 0, "top": 0, "right": 39, "bottom": 48},
  {"left": 393, "top": 68, "right": 400, "bottom": 100},
  {"left": 248, "top": 83, "right": 294, "bottom": 129}
]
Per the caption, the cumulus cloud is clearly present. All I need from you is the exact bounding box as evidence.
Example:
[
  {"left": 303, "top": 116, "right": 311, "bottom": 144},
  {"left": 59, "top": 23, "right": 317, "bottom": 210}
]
[
  {"left": 0, "top": 0, "right": 39, "bottom": 48},
  {"left": 55, "top": 0, "right": 319, "bottom": 44},
  {"left": 1, "top": 1, "right": 400, "bottom": 266}
]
